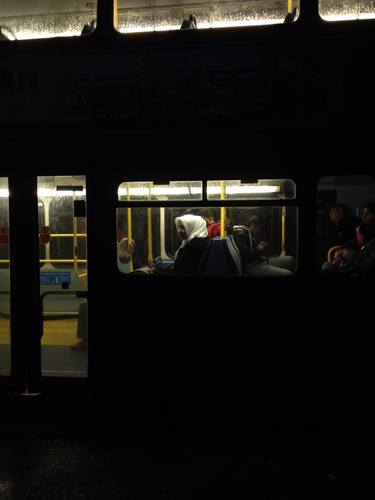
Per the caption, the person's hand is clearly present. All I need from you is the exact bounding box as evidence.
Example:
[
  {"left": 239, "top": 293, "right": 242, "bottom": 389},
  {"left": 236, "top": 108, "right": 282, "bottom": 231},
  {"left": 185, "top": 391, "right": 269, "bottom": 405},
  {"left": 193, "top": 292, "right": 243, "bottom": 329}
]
[
  {"left": 332, "top": 249, "right": 344, "bottom": 266},
  {"left": 144, "top": 265, "right": 155, "bottom": 274},
  {"left": 258, "top": 240, "right": 269, "bottom": 250}
]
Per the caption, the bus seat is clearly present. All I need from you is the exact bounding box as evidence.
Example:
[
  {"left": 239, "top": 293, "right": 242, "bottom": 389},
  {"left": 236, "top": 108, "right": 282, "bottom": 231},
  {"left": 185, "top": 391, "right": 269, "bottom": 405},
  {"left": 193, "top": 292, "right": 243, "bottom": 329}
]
[
  {"left": 225, "top": 235, "right": 242, "bottom": 274},
  {"left": 198, "top": 237, "right": 240, "bottom": 275}
]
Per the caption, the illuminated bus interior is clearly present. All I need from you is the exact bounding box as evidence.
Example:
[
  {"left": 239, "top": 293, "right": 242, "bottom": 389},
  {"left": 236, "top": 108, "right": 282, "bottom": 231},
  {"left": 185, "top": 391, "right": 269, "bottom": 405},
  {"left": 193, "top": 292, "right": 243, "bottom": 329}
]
[
  {"left": 0, "top": 0, "right": 301, "bottom": 41},
  {"left": 0, "top": 178, "right": 10, "bottom": 377},
  {"left": 116, "top": 0, "right": 299, "bottom": 33},
  {"left": 317, "top": 175, "right": 375, "bottom": 273},
  {"left": 37, "top": 176, "right": 88, "bottom": 378},
  {"left": 0, "top": 0, "right": 97, "bottom": 40},
  {"left": 320, "top": 0, "right": 375, "bottom": 21},
  {"left": 117, "top": 179, "right": 297, "bottom": 275}
]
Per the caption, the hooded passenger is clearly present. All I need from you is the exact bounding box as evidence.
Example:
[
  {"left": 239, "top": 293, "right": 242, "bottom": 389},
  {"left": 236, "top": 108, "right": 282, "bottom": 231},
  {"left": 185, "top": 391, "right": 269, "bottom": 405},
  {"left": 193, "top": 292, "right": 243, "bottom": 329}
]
[{"left": 174, "top": 214, "right": 208, "bottom": 274}]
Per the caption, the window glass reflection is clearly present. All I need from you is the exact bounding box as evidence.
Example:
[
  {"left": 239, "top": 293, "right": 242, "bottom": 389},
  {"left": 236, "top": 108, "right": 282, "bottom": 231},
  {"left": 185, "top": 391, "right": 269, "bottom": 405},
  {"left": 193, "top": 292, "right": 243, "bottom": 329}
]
[
  {"left": 320, "top": 0, "right": 375, "bottom": 21},
  {"left": 0, "top": 0, "right": 97, "bottom": 41},
  {"left": 116, "top": 0, "right": 299, "bottom": 33}
]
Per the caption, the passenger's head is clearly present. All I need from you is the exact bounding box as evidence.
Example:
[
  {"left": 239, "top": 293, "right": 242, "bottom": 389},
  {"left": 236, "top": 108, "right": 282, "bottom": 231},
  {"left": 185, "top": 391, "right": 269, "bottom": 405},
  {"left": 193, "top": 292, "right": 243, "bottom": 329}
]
[
  {"left": 246, "top": 215, "right": 263, "bottom": 235},
  {"left": 328, "top": 203, "right": 348, "bottom": 223},
  {"left": 197, "top": 209, "right": 215, "bottom": 224},
  {"left": 118, "top": 237, "right": 135, "bottom": 263},
  {"left": 175, "top": 214, "right": 208, "bottom": 242},
  {"left": 362, "top": 201, "right": 375, "bottom": 226}
]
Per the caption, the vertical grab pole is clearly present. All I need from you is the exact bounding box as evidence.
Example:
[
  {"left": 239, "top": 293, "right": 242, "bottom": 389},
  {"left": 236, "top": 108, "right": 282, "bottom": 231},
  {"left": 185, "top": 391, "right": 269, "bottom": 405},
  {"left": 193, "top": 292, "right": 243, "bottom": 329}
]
[
  {"left": 73, "top": 191, "right": 79, "bottom": 277},
  {"left": 287, "top": 0, "right": 293, "bottom": 13},
  {"left": 220, "top": 181, "right": 226, "bottom": 238},
  {"left": 127, "top": 184, "right": 133, "bottom": 272},
  {"left": 147, "top": 208, "right": 153, "bottom": 264},
  {"left": 44, "top": 198, "right": 51, "bottom": 263},
  {"left": 113, "top": 0, "right": 118, "bottom": 30},
  {"left": 281, "top": 206, "right": 286, "bottom": 256}
]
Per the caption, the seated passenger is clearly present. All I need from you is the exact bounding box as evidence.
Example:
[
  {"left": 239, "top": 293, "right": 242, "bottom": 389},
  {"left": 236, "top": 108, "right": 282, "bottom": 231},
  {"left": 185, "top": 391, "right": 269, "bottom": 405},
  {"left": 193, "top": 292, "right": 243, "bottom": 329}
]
[
  {"left": 173, "top": 214, "right": 208, "bottom": 274},
  {"left": 322, "top": 201, "right": 375, "bottom": 277},
  {"left": 133, "top": 214, "right": 208, "bottom": 275},
  {"left": 81, "top": 19, "right": 96, "bottom": 36},
  {"left": 118, "top": 237, "right": 135, "bottom": 264},
  {"left": 318, "top": 202, "right": 359, "bottom": 268},
  {"left": 283, "top": 7, "right": 297, "bottom": 24},
  {"left": 328, "top": 203, "right": 359, "bottom": 246},
  {"left": 196, "top": 209, "right": 231, "bottom": 238},
  {"left": 180, "top": 14, "right": 197, "bottom": 30},
  {"left": 0, "top": 27, "right": 10, "bottom": 41},
  {"left": 233, "top": 215, "right": 294, "bottom": 276}
]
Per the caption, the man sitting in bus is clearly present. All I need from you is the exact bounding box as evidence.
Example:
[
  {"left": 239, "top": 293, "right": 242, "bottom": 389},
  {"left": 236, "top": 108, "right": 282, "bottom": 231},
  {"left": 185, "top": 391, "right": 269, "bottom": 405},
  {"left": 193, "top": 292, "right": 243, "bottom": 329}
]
[
  {"left": 234, "top": 215, "right": 295, "bottom": 276},
  {"left": 322, "top": 201, "right": 375, "bottom": 277}
]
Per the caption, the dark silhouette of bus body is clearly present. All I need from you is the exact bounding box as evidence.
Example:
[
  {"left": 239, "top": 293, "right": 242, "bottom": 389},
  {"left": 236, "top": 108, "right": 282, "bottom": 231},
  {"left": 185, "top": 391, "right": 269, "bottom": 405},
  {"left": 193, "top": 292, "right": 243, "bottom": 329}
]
[{"left": 0, "top": 0, "right": 374, "bottom": 438}]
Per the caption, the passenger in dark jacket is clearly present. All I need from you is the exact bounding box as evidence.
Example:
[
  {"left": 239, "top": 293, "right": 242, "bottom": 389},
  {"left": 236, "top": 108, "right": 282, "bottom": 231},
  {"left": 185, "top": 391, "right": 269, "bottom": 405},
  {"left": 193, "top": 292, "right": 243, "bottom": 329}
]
[
  {"left": 322, "top": 201, "right": 375, "bottom": 276},
  {"left": 174, "top": 215, "right": 208, "bottom": 274},
  {"left": 327, "top": 203, "right": 359, "bottom": 248}
]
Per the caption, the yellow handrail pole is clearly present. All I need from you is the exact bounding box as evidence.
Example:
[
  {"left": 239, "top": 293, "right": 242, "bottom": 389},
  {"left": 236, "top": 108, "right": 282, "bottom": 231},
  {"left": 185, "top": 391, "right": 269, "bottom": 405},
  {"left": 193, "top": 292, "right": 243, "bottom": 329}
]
[
  {"left": 73, "top": 192, "right": 79, "bottom": 277},
  {"left": 40, "top": 259, "right": 87, "bottom": 263},
  {"left": 114, "top": 0, "right": 118, "bottom": 30},
  {"left": 147, "top": 207, "right": 153, "bottom": 264},
  {"left": 281, "top": 206, "right": 286, "bottom": 256},
  {"left": 220, "top": 181, "right": 226, "bottom": 238},
  {"left": 127, "top": 184, "right": 133, "bottom": 272},
  {"left": 0, "top": 259, "right": 88, "bottom": 264},
  {"left": 288, "top": 0, "right": 293, "bottom": 13},
  {"left": 49, "top": 233, "right": 87, "bottom": 238}
]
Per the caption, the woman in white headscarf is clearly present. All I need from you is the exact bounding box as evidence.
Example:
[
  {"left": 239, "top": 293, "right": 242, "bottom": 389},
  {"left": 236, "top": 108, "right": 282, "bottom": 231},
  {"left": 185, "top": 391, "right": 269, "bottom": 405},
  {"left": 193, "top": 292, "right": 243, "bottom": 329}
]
[{"left": 174, "top": 214, "right": 208, "bottom": 274}]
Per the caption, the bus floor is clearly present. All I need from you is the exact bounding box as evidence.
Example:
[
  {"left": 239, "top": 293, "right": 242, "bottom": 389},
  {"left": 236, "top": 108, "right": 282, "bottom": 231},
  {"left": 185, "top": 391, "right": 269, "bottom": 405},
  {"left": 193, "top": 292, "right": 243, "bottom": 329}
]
[{"left": 0, "top": 318, "right": 87, "bottom": 378}]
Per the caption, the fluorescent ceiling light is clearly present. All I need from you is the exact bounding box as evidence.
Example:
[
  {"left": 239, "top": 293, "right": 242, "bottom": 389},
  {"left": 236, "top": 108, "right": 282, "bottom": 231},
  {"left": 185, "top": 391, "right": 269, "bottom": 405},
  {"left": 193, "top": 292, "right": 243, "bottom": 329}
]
[
  {"left": 118, "top": 186, "right": 201, "bottom": 197},
  {"left": 38, "top": 188, "right": 86, "bottom": 197},
  {"left": 207, "top": 185, "right": 280, "bottom": 195}
]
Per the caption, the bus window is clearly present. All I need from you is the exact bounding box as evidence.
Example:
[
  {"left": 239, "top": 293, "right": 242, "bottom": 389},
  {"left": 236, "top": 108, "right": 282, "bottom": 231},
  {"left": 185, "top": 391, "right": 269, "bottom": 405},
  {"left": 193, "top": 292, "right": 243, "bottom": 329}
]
[
  {"left": 0, "top": 178, "right": 10, "bottom": 376},
  {"left": 207, "top": 179, "right": 296, "bottom": 200},
  {"left": 38, "top": 176, "right": 88, "bottom": 378},
  {"left": 118, "top": 181, "right": 202, "bottom": 202},
  {"left": 317, "top": 175, "right": 375, "bottom": 276},
  {"left": 115, "top": 0, "right": 299, "bottom": 34},
  {"left": 117, "top": 205, "right": 298, "bottom": 276},
  {"left": 320, "top": 0, "right": 375, "bottom": 21},
  {"left": 0, "top": 0, "right": 97, "bottom": 41}
]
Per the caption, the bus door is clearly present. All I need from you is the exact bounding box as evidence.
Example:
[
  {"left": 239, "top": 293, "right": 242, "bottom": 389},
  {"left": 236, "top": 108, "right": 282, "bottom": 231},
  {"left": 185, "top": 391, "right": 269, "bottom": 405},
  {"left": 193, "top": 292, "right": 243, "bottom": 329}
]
[
  {"left": 37, "top": 176, "right": 88, "bottom": 379},
  {"left": 0, "top": 178, "right": 11, "bottom": 381}
]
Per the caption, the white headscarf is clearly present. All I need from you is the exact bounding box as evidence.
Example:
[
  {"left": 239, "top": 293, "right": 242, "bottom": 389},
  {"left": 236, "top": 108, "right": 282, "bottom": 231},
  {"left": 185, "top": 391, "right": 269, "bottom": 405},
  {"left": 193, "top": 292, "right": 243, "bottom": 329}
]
[{"left": 174, "top": 214, "right": 208, "bottom": 256}]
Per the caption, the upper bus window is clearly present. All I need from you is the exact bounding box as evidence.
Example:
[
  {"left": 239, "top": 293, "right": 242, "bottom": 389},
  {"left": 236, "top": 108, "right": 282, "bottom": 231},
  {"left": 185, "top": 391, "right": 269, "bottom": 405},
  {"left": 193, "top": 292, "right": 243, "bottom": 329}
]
[
  {"left": 317, "top": 175, "right": 375, "bottom": 276},
  {"left": 207, "top": 179, "right": 296, "bottom": 201},
  {"left": 320, "top": 0, "right": 375, "bottom": 21},
  {"left": 118, "top": 181, "right": 202, "bottom": 202},
  {"left": 115, "top": 0, "right": 299, "bottom": 33},
  {"left": 0, "top": 0, "right": 97, "bottom": 41}
]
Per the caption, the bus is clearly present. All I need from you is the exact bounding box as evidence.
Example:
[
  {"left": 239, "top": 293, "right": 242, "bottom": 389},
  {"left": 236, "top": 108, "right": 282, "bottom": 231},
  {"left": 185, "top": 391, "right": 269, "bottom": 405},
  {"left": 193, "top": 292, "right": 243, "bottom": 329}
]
[{"left": 1, "top": 0, "right": 374, "bottom": 433}]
